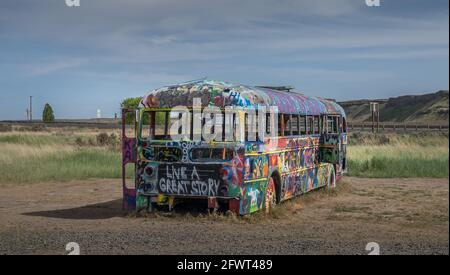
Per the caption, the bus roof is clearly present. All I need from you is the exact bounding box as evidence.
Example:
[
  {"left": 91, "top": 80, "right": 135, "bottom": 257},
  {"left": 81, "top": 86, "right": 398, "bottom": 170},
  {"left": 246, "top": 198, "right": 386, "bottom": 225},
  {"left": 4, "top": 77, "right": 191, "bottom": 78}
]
[{"left": 140, "top": 79, "right": 346, "bottom": 117}]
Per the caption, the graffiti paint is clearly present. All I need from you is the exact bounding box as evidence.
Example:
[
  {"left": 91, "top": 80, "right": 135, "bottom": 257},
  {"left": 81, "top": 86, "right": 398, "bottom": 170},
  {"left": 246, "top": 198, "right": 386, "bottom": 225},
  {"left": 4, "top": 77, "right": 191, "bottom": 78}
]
[
  {"left": 157, "top": 164, "right": 224, "bottom": 197},
  {"left": 123, "top": 80, "right": 347, "bottom": 215}
]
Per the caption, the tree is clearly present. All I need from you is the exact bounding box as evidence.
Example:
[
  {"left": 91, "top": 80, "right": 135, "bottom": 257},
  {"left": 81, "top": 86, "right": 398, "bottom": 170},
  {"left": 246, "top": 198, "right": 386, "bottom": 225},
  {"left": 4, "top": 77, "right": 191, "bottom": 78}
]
[
  {"left": 42, "top": 103, "right": 55, "bottom": 123},
  {"left": 120, "top": 97, "right": 165, "bottom": 126},
  {"left": 120, "top": 97, "right": 142, "bottom": 125}
]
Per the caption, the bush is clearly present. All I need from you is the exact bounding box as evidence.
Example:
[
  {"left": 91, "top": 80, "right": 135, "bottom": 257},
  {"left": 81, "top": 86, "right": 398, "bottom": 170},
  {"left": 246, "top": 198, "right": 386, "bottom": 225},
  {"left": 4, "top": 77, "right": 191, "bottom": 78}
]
[
  {"left": 96, "top": 133, "right": 110, "bottom": 146},
  {"left": 0, "top": 124, "right": 12, "bottom": 132},
  {"left": 108, "top": 133, "right": 119, "bottom": 148},
  {"left": 96, "top": 132, "right": 120, "bottom": 150},
  {"left": 75, "top": 137, "right": 85, "bottom": 147},
  {"left": 30, "top": 124, "right": 47, "bottom": 132}
]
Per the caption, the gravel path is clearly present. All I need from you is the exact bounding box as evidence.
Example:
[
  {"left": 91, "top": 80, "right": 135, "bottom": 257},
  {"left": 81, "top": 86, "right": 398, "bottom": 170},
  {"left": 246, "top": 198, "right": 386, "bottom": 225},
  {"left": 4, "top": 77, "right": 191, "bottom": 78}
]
[{"left": 0, "top": 177, "right": 448, "bottom": 255}]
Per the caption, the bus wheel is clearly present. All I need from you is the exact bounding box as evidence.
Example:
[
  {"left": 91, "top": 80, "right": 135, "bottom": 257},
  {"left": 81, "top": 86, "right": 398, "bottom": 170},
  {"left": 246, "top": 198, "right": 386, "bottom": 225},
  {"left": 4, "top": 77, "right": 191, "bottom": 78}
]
[
  {"left": 328, "top": 165, "right": 337, "bottom": 189},
  {"left": 265, "top": 177, "right": 277, "bottom": 213}
]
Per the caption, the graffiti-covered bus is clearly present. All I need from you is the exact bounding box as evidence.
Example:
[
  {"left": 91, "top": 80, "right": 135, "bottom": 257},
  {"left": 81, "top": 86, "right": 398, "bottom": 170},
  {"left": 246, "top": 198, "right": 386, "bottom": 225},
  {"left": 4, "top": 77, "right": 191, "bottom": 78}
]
[{"left": 121, "top": 80, "right": 347, "bottom": 215}]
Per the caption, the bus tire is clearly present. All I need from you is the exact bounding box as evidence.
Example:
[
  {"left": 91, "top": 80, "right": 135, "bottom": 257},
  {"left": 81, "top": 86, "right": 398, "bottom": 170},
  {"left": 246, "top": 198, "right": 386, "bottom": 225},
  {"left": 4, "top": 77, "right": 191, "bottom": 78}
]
[
  {"left": 328, "top": 165, "right": 337, "bottom": 189},
  {"left": 265, "top": 177, "right": 277, "bottom": 213}
]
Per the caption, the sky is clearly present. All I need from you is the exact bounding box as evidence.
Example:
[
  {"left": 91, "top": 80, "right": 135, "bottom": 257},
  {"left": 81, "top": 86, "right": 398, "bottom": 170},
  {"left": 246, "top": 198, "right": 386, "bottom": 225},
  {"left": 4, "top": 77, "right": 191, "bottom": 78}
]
[{"left": 0, "top": 0, "right": 448, "bottom": 120}]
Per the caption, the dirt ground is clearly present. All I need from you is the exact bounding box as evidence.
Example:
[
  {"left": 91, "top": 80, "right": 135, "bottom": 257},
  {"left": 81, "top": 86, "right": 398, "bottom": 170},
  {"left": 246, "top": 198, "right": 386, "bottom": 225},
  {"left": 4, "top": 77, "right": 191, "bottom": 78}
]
[{"left": 0, "top": 177, "right": 448, "bottom": 255}]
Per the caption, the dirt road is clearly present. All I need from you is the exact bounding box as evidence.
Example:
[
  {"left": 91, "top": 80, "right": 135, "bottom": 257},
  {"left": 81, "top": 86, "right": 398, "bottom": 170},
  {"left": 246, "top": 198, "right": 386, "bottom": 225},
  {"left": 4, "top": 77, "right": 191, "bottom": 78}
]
[{"left": 0, "top": 177, "right": 448, "bottom": 255}]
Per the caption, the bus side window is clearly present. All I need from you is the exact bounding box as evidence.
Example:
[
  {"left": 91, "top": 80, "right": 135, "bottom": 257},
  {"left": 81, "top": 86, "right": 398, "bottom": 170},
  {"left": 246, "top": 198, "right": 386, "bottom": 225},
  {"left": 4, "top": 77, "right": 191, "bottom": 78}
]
[
  {"left": 342, "top": 117, "right": 347, "bottom": 133},
  {"left": 278, "top": 114, "right": 284, "bottom": 137},
  {"left": 299, "top": 116, "right": 306, "bottom": 135},
  {"left": 291, "top": 115, "right": 299, "bottom": 135},
  {"left": 334, "top": 116, "right": 339, "bottom": 133},
  {"left": 307, "top": 116, "right": 314, "bottom": 134},
  {"left": 244, "top": 111, "right": 258, "bottom": 142},
  {"left": 327, "top": 116, "right": 334, "bottom": 134},
  {"left": 283, "top": 114, "right": 291, "bottom": 136},
  {"left": 314, "top": 116, "right": 320, "bottom": 134},
  {"left": 266, "top": 113, "right": 271, "bottom": 135},
  {"left": 327, "top": 116, "right": 340, "bottom": 134},
  {"left": 322, "top": 115, "right": 327, "bottom": 133}
]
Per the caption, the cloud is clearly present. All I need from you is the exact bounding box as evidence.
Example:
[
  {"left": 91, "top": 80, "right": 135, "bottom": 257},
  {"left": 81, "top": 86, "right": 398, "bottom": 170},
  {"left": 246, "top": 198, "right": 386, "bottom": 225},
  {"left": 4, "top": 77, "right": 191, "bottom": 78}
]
[
  {"left": 0, "top": 0, "right": 448, "bottom": 117},
  {"left": 24, "top": 58, "right": 90, "bottom": 76}
]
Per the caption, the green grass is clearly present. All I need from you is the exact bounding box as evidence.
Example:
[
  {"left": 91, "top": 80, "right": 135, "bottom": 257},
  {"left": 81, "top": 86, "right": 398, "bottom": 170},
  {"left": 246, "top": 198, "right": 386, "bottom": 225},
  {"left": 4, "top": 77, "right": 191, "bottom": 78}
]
[
  {"left": 347, "top": 133, "right": 449, "bottom": 178},
  {"left": 348, "top": 155, "right": 448, "bottom": 178},
  {"left": 0, "top": 134, "right": 73, "bottom": 145},
  {"left": 0, "top": 148, "right": 130, "bottom": 184},
  {"left": 0, "top": 131, "right": 131, "bottom": 184},
  {"left": 0, "top": 131, "right": 448, "bottom": 184}
]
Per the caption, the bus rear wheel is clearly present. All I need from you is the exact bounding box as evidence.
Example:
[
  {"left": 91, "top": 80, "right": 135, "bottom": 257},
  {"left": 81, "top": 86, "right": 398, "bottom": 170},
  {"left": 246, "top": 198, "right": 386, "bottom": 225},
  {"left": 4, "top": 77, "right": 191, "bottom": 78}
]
[{"left": 265, "top": 177, "right": 277, "bottom": 213}]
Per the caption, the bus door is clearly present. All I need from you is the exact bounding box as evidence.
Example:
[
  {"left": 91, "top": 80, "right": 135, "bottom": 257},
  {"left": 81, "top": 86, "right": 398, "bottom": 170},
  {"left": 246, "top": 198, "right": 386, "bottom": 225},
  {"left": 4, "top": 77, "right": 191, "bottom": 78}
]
[
  {"left": 319, "top": 115, "right": 343, "bottom": 167},
  {"left": 121, "top": 108, "right": 137, "bottom": 211}
]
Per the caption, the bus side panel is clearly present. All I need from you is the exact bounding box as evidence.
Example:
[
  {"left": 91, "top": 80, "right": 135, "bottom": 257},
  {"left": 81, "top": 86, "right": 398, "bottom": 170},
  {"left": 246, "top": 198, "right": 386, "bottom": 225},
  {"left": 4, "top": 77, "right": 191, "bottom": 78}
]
[
  {"left": 319, "top": 133, "right": 341, "bottom": 164},
  {"left": 239, "top": 179, "right": 269, "bottom": 215},
  {"left": 221, "top": 150, "right": 245, "bottom": 199},
  {"left": 240, "top": 153, "right": 269, "bottom": 215}
]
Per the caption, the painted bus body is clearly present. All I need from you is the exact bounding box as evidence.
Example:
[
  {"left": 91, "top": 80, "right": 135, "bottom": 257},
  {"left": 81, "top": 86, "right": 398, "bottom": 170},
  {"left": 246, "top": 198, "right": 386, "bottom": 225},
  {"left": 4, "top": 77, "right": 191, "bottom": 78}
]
[{"left": 121, "top": 80, "right": 347, "bottom": 215}]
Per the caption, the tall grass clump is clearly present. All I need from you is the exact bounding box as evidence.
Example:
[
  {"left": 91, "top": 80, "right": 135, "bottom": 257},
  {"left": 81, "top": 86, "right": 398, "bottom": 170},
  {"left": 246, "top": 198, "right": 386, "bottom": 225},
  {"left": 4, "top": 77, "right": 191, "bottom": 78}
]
[
  {"left": 0, "top": 131, "right": 129, "bottom": 184},
  {"left": 0, "top": 147, "right": 129, "bottom": 184},
  {"left": 347, "top": 132, "right": 449, "bottom": 178}
]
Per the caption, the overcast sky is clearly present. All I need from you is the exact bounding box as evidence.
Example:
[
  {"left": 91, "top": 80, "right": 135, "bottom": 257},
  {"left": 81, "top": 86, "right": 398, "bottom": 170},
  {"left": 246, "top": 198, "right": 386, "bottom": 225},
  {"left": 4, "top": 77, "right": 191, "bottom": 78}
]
[{"left": 0, "top": 0, "right": 448, "bottom": 119}]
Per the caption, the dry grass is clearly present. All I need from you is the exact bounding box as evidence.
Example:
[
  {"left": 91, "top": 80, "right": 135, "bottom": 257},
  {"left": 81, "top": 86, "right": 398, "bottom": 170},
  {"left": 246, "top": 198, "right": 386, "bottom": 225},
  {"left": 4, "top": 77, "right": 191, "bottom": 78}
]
[
  {"left": 0, "top": 128, "right": 124, "bottom": 184},
  {"left": 130, "top": 181, "right": 352, "bottom": 224},
  {"left": 347, "top": 133, "right": 449, "bottom": 178}
]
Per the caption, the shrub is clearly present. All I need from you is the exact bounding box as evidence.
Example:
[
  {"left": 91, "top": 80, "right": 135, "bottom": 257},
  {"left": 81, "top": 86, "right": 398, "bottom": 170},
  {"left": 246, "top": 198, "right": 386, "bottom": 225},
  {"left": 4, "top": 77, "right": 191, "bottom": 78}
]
[
  {"left": 30, "top": 124, "right": 47, "bottom": 132},
  {"left": 0, "top": 124, "right": 12, "bottom": 132},
  {"left": 108, "top": 133, "right": 119, "bottom": 148},
  {"left": 96, "top": 133, "right": 110, "bottom": 146},
  {"left": 95, "top": 132, "right": 120, "bottom": 149},
  {"left": 75, "top": 137, "right": 85, "bottom": 147}
]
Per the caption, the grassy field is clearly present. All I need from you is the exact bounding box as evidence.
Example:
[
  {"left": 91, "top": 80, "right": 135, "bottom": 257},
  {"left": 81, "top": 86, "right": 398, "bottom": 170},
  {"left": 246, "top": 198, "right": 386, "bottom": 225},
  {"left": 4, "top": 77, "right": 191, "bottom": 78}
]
[
  {"left": 0, "top": 125, "right": 448, "bottom": 184},
  {"left": 347, "top": 132, "right": 449, "bottom": 178},
  {"left": 0, "top": 127, "right": 127, "bottom": 184}
]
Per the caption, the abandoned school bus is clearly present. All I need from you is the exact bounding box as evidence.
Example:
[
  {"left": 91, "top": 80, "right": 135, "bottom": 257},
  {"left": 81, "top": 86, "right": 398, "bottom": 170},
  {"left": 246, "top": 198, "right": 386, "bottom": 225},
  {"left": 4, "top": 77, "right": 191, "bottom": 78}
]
[{"left": 121, "top": 80, "right": 347, "bottom": 215}]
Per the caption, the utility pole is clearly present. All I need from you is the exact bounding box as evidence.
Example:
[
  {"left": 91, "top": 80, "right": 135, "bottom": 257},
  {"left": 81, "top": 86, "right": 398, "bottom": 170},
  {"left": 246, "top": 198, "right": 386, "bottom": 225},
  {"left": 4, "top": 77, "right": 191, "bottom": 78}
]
[
  {"left": 370, "top": 102, "right": 380, "bottom": 133},
  {"left": 29, "top": 96, "right": 33, "bottom": 122}
]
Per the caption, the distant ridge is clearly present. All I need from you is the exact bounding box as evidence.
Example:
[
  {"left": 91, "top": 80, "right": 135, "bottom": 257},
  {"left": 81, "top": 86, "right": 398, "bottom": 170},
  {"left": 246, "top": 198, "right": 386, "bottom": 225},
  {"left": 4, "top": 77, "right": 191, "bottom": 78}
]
[{"left": 339, "top": 90, "right": 449, "bottom": 124}]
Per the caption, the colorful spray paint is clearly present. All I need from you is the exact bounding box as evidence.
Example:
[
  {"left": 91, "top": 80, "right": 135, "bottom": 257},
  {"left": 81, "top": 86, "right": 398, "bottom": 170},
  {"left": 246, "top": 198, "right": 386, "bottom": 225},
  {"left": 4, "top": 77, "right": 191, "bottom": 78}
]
[{"left": 122, "top": 80, "right": 347, "bottom": 215}]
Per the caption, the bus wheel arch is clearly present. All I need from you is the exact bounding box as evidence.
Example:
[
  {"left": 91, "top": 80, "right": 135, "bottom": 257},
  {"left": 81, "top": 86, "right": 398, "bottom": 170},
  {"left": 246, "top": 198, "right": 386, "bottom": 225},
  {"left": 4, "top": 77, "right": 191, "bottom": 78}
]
[
  {"left": 266, "top": 170, "right": 281, "bottom": 208},
  {"left": 328, "top": 164, "right": 337, "bottom": 189}
]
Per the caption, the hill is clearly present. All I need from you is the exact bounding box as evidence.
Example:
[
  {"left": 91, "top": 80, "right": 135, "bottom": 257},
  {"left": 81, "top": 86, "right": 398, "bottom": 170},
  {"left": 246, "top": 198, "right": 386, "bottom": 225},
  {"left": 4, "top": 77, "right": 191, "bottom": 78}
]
[{"left": 339, "top": 90, "right": 449, "bottom": 124}]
